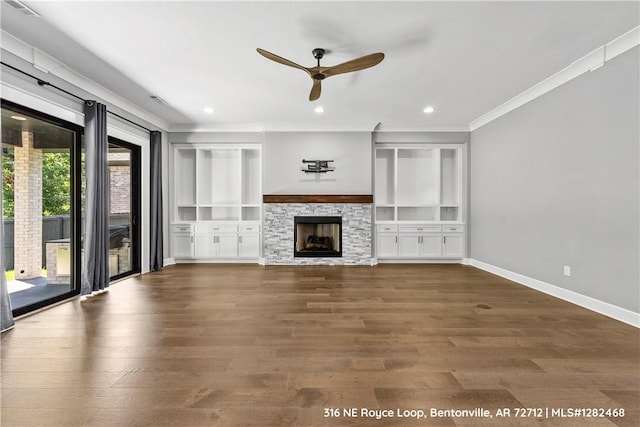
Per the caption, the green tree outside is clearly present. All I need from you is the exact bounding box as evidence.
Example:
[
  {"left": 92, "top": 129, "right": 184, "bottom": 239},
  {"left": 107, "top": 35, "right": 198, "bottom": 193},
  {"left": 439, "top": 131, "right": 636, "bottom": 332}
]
[
  {"left": 2, "top": 149, "right": 14, "bottom": 218},
  {"left": 2, "top": 149, "right": 71, "bottom": 218}
]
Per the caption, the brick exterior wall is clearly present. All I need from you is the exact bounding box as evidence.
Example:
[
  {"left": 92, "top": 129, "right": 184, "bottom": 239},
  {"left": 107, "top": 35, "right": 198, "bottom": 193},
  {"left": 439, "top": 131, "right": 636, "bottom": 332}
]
[
  {"left": 109, "top": 165, "right": 130, "bottom": 214},
  {"left": 14, "top": 132, "right": 42, "bottom": 279}
]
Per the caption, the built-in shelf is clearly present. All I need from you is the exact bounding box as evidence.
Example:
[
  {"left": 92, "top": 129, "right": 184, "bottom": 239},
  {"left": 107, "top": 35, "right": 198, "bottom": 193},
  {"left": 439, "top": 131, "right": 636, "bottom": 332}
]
[
  {"left": 171, "top": 143, "right": 262, "bottom": 262},
  {"left": 374, "top": 144, "right": 465, "bottom": 260},
  {"left": 173, "top": 144, "right": 262, "bottom": 222},
  {"left": 374, "top": 145, "right": 463, "bottom": 222}
]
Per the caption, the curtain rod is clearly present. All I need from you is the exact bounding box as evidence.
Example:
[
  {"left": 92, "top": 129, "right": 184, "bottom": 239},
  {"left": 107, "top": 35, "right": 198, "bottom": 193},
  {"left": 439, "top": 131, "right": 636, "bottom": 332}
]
[{"left": 1, "top": 61, "right": 154, "bottom": 133}]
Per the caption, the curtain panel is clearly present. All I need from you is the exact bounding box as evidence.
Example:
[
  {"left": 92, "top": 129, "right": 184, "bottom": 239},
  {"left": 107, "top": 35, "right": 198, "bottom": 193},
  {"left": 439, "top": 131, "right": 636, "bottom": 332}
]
[
  {"left": 1, "top": 178, "right": 14, "bottom": 332},
  {"left": 82, "top": 101, "right": 109, "bottom": 294},
  {"left": 149, "top": 131, "right": 163, "bottom": 271}
]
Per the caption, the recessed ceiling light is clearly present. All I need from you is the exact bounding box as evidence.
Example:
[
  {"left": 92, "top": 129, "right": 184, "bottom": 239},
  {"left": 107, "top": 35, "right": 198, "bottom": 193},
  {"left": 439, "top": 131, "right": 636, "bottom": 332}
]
[
  {"left": 10, "top": 115, "right": 27, "bottom": 121},
  {"left": 314, "top": 106, "right": 325, "bottom": 114},
  {"left": 203, "top": 107, "right": 215, "bottom": 114},
  {"left": 423, "top": 106, "right": 435, "bottom": 114}
]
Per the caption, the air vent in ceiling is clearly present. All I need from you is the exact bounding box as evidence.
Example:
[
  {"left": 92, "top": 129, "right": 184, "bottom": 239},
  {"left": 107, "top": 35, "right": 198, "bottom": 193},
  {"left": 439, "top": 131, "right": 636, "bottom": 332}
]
[
  {"left": 150, "top": 95, "right": 170, "bottom": 106},
  {"left": 5, "top": 0, "right": 40, "bottom": 17}
]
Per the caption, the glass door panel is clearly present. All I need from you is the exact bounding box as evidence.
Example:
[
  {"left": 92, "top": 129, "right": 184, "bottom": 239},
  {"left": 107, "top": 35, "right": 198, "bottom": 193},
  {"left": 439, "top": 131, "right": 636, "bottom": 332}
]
[
  {"left": 2, "top": 102, "right": 81, "bottom": 315},
  {"left": 108, "top": 138, "right": 140, "bottom": 279}
]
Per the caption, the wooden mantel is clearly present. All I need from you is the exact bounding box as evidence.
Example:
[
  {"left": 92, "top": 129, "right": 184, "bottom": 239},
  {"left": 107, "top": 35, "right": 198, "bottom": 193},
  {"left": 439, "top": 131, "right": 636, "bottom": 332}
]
[{"left": 263, "top": 194, "right": 373, "bottom": 204}]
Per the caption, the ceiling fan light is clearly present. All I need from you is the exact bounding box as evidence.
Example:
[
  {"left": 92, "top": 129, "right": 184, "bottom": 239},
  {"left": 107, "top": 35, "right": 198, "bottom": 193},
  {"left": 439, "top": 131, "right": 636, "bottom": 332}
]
[
  {"left": 423, "top": 106, "right": 435, "bottom": 114},
  {"left": 203, "top": 107, "right": 215, "bottom": 114},
  {"left": 314, "top": 106, "right": 325, "bottom": 113}
]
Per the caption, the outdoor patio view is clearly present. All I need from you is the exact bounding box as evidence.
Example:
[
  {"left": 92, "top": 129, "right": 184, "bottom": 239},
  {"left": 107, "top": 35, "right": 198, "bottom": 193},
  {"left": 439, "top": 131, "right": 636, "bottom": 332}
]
[
  {"left": 3, "top": 106, "right": 136, "bottom": 313},
  {"left": 2, "top": 106, "right": 76, "bottom": 311}
]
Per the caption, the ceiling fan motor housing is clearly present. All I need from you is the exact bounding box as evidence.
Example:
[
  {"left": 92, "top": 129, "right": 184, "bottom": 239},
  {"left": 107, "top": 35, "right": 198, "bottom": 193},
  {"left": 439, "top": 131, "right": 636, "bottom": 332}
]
[{"left": 312, "top": 48, "right": 325, "bottom": 60}]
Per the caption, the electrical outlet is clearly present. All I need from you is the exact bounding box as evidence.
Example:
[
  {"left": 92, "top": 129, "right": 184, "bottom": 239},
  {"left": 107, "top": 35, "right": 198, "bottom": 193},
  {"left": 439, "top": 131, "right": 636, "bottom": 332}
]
[{"left": 563, "top": 266, "right": 571, "bottom": 277}]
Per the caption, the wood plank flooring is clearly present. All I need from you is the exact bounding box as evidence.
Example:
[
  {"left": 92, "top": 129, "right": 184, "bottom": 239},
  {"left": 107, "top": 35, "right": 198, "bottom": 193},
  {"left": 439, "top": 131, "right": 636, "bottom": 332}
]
[{"left": 1, "top": 264, "right": 638, "bottom": 426}]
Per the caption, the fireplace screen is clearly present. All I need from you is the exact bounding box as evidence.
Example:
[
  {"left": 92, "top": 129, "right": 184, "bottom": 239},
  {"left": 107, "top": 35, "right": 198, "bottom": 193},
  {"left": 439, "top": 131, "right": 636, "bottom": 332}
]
[{"left": 294, "top": 216, "right": 342, "bottom": 257}]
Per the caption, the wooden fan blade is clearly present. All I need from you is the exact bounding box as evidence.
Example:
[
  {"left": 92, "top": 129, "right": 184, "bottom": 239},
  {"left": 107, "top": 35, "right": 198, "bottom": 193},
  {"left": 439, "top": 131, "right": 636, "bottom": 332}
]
[
  {"left": 323, "top": 52, "right": 385, "bottom": 78},
  {"left": 309, "top": 79, "right": 322, "bottom": 101},
  {"left": 256, "top": 48, "right": 311, "bottom": 75}
]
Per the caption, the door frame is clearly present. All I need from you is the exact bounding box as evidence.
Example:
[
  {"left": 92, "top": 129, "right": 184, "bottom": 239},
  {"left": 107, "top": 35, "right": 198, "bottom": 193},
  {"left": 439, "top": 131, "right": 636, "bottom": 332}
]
[
  {"left": 2, "top": 99, "right": 83, "bottom": 317},
  {"left": 107, "top": 136, "right": 141, "bottom": 280}
]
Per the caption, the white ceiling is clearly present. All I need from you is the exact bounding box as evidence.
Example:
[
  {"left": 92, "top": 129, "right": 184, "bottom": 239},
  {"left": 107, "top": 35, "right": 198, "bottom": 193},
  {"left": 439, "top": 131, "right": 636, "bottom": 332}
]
[{"left": 1, "top": 1, "right": 638, "bottom": 131}]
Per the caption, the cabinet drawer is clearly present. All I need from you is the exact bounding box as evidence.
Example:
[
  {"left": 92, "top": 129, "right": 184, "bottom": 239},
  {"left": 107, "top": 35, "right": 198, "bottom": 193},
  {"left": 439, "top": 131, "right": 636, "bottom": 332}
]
[
  {"left": 399, "top": 225, "right": 441, "bottom": 233},
  {"left": 239, "top": 225, "right": 260, "bottom": 233},
  {"left": 443, "top": 225, "right": 465, "bottom": 232},
  {"left": 196, "top": 224, "right": 238, "bottom": 233},
  {"left": 377, "top": 225, "right": 398, "bottom": 233},
  {"left": 172, "top": 224, "right": 194, "bottom": 233}
]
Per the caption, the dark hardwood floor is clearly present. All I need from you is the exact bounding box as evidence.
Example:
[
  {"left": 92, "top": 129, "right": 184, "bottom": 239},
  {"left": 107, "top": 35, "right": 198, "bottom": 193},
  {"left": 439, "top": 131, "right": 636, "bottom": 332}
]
[{"left": 1, "top": 264, "right": 638, "bottom": 426}]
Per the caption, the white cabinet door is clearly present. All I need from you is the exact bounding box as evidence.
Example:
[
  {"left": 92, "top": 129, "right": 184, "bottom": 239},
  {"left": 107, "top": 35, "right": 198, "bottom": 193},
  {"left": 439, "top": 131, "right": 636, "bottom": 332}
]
[
  {"left": 399, "top": 234, "right": 421, "bottom": 257},
  {"left": 421, "top": 234, "right": 443, "bottom": 258},
  {"left": 377, "top": 233, "right": 398, "bottom": 258},
  {"left": 195, "top": 234, "right": 216, "bottom": 258},
  {"left": 442, "top": 233, "right": 464, "bottom": 258},
  {"left": 173, "top": 233, "right": 194, "bottom": 259},
  {"left": 399, "top": 233, "right": 442, "bottom": 258},
  {"left": 238, "top": 233, "right": 260, "bottom": 258},
  {"left": 217, "top": 234, "right": 238, "bottom": 258}
]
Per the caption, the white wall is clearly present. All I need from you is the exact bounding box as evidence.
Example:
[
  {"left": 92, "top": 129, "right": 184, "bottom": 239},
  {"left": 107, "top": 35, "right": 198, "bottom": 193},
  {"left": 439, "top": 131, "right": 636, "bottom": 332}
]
[
  {"left": 263, "top": 131, "right": 372, "bottom": 195},
  {"left": 470, "top": 46, "right": 639, "bottom": 315}
]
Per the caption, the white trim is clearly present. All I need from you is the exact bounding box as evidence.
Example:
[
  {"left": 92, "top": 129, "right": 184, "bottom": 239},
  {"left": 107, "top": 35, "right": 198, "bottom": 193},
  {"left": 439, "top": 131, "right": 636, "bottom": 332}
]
[
  {"left": 1, "top": 30, "right": 170, "bottom": 131},
  {"left": 469, "top": 26, "right": 640, "bottom": 131},
  {"left": 374, "top": 125, "right": 471, "bottom": 133},
  {"left": 376, "top": 259, "right": 462, "bottom": 264},
  {"left": 1, "top": 81, "right": 84, "bottom": 125},
  {"left": 258, "top": 121, "right": 380, "bottom": 132},
  {"left": 173, "top": 259, "right": 261, "bottom": 264},
  {"left": 163, "top": 258, "right": 176, "bottom": 266},
  {"left": 169, "top": 123, "right": 264, "bottom": 133},
  {"left": 468, "top": 258, "right": 640, "bottom": 328}
]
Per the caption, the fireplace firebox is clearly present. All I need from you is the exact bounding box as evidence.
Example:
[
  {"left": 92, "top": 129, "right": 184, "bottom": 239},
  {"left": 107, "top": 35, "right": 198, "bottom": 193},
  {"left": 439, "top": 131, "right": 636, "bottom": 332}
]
[{"left": 294, "top": 216, "right": 342, "bottom": 257}]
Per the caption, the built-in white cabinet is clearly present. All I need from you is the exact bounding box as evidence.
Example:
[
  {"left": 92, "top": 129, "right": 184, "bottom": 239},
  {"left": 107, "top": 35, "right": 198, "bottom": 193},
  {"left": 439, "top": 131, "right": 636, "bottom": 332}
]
[
  {"left": 172, "top": 144, "right": 261, "bottom": 262},
  {"left": 376, "top": 225, "right": 399, "bottom": 258},
  {"left": 398, "top": 226, "right": 442, "bottom": 258},
  {"left": 171, "top": 224, "right": 195, "bottom": 259},
  {"left": 376, "top": 224, "right": 465, "bottom": 260},
  {"left": 195, "top": 225, "right": 239, "bottom": 259},
  {"left": 442, "top": 225, "right": 464, "bottom": 258},
  {"left": 238, "top": 225, "right": 260, "bottom": 259},
  {"left": 375, "top": 145, "right": 465, "bottom": 261}
]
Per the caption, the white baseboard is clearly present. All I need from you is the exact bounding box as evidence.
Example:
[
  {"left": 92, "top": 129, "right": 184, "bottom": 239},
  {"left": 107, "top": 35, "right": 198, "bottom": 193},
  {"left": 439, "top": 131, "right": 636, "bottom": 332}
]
[
  {"left": 163, "top": 258, "right": 176, "bottom": 266},
  {"left": 468, "top": 259, "right": 640, "bottom": 328}
]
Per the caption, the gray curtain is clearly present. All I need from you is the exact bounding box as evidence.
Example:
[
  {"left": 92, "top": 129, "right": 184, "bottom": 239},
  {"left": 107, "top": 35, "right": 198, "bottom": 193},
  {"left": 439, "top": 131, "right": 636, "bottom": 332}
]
[
  {"left": 1, "top": 170, "right": 15, "bottom": 332},
  {"left": 82, "top": 101, "right": 109, "bottom": 294},
  {"left": 149, "top": 131, "right": 163, "bottom": 271}
]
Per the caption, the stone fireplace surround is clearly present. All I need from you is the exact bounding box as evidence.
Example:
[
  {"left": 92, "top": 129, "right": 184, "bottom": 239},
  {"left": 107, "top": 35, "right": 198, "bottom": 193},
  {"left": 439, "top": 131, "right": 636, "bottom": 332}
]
[{"left": 263, "top": 195, "right": 373, "bottom": 265}]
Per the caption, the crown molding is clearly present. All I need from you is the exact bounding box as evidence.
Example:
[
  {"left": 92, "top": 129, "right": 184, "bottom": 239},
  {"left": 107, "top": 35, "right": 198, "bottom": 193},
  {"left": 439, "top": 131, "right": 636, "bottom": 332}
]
[
  {"left": 469, "top": 26, "right": 640, "bottom": 132},
  {"left": 258, "top": 121, "right": 380, "bottom": 132},
  {"left": 168, "top": 122, "right": 264, "bottom": 133}
]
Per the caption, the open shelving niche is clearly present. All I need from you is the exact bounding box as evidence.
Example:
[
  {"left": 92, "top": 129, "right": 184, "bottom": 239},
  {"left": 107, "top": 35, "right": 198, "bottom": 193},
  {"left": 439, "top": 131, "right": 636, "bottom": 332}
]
[
  {"left": 173, "top": 144, "right": 262, "bottom": 223},
  {"left": 374, "top": 144, "right": 464, "bottom": 223}
]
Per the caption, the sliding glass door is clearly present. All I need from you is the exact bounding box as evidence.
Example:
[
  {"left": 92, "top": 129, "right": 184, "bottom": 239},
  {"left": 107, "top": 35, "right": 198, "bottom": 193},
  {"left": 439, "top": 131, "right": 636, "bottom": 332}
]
[
  {"left": 2, "top": 101, "right": 82, "bottom": 315},
  {"left": 108, "top": 137, "right": 140, "bottom": 280}
]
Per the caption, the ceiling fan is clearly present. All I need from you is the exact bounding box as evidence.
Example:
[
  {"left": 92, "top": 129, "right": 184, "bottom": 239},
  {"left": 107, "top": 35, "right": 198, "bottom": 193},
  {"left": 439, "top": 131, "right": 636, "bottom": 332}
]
[{"left": 256, "top": 47, "right": 384, "bottom": 101}]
